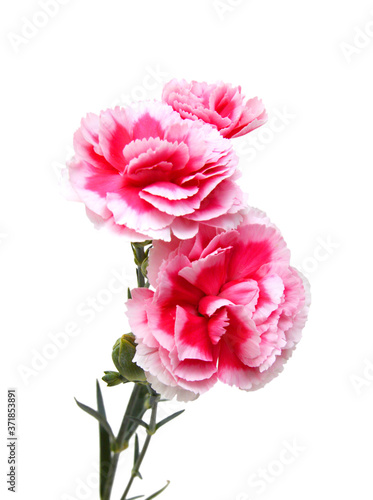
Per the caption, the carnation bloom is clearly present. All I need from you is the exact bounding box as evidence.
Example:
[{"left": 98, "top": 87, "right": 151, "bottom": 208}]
[
  {"left": 66, "top": 101, "right": 244, "bottom": 241},
  {"left": 127, "top": 208, "right": 310, "bottom": 401},
  {"left": 162, "top": 79, "right": 267, "bottom": 139}
]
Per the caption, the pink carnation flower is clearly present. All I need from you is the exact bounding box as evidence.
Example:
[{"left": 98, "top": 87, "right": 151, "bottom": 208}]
[
  {"left": 66, "top": 101, "right": 244, "bottom": 241},
  {"left": 162, "top": 79, "right": 267, "bottom": 139},
  {"left": 127, "top": 208, "right": 310, "bottom": 401}
]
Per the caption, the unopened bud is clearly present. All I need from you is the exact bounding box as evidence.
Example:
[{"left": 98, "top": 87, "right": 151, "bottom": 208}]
[{"left": 112, "top": 334, "right": 146, "bottom": 383}]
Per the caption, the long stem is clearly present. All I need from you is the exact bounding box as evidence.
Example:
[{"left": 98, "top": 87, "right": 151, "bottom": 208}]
[
  {"left": 102, "top": 453, "right": 120, "bottom": 500},
  {"left": 120, "top": 395, "right": 159, "bottom": 500},
  {"left": 102, "top": 242, "right": 151, "bottom": 499}
]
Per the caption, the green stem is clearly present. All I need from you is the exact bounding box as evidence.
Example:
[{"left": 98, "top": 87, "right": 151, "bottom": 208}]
[
  {"left": 120, "top": 394, "right": 159, "bottom": 500},
  {"left": 102, "top": 384, "right": 150, "bottom": 499},
  {"left": 134, "top": 245, "right": 146, "bottom": 288},
  {"left": 102, "top": 242, "right": 151, "bottom": 499},
  {"left": 116, "top": 384, "right": 143, "bottom": 450},
  {"left": 102, "top": 453, "right": 120, "bottom": 500}
]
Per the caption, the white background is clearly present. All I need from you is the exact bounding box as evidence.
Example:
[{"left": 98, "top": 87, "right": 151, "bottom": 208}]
[{"left": 1, "top": 0, "right": 373, "bottom": 499}]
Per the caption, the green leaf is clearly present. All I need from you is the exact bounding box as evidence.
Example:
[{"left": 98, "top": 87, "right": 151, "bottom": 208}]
[
  {"left": 75, "top": 398, "right": 116, "bottom": 442},
  {"left": 145, "top": 481, "right": 170, "bottom": 499},
  {"left": 156, "top": 410, "right": 185, "bottom": 431},
  {"left": 126, "top": 416, "right": 149, "bottom": 431},
  {"left": 96, "top": 381, "right": 112, "bottom": 499},
  {"left": 134, "top": 434, "right": 140, "bottom": 463},
  {"left": 128, "top": 287, "right": 132, "bottom": 299},
  {"left": 132, "top": 433, "right": 143, "bottom": 479}
]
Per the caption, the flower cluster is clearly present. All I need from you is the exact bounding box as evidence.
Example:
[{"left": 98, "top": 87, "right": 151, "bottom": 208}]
[{"left": 66, "top": 79, "right": 310, "bottom": 402}]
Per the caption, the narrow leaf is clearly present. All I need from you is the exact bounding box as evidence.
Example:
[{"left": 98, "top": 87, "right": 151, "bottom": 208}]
[
  {"left": 126, "top": 416, "right": 149, "bottom": 431},
  {"left": 134, "top": 434, "right": 140, "bottom": 464},
  {"left": 156, "top": 410, "right": 185, "bottom": 431},
  {"left": 75, "top": 398, "right": 116, "bottom": 442},
  {"left": 96, "top": 381, "right": 111, "bottom": 499},
  {"left": 145, "top": 481, "right": 170, "bottom": 499}
]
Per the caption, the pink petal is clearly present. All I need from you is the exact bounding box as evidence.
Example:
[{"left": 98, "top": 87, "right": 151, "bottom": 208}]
[
  {"left": 98, "top": 108, "right": 133, "bottom": 171},
  {"left": 179, "top": 247, "right": 232, "bottom": 296},
  {"left": 106, "top": 187, "right": 175, "bottom": 233},
  {"left": 198, "top": 296, "right": 232, "bottom": 317},
  {"left": 219, "top": 279, "right": 259, "bottom": 311},
  {"left": 174, "top": 306, "right": 213, "bottom": 361}
]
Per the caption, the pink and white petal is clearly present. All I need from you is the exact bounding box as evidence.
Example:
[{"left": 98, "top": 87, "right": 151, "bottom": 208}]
[
  {"left": 88, "top": 212, "right": 150, "bottom": 241},
  {"left": 134, "top": 345, "right": 176, "bottom": 389},
  {"left": 219, "top": 279, "right": 259, "bottom": 311},
  {"left": 145, "top": 372, "right": 199, "bottom": 402},
  {"left": 253, "top": 275, "right": 285, "bottom": 324},
  {"left": 170, "top": 218, "right": 200, "bottom": 240},
  {"left": 283, "top": 273, "right": 311, "bottom": 349},
  {"left": 217, "top": 341, "right": 256, "bottom": 390},
  {"left": 170, "top": 350, "right": 218, "bottom": 382},
  {"left": 155, "top": 253, "right": 205, "bottom": 307},
  {"left": 198, "top": 296, "right": 232, "bottom": 317},
  {"left": 208, "top": 308, "right": 229, "bottom": 345},
  {"left": 147, "top": 240, "right": 180, "bottom": 287},
  {"left": 143, "top": 181, "right": 198, "bottom": 200},
  {"left": 176, "top": 373, "right": 218, "bottom": 395},
  {"left": 179, "top": 247, "right": 232, "bottom": 296},
  {"left": 146, "top": 302, "right": 176, "bottom": 351},
  {"left": 106, "top": 187, "right": 175, "bottom": 232},
  {"left": 98, "top": 108, "right": 133, "bottom": 171},
  {"left": 186, "top": 180, "right": 243, "bottom": 222},
  {"left": 68, "top": 159, "right": 121, "bottom": 219},
  {"left": 174, "top": 306, "right": 213, "bottom": 361},
  {"left": 139, "top": 190, "right": 198, "bottom": 216},
  {"left": 126, "top": 288, "right": 158, "bottom": 349},
  {"left": 225, "top": 306, "right": 262, "bottom": 366},
  {"left": 227, "top": 224, "right": 289, "bottom": 281}
]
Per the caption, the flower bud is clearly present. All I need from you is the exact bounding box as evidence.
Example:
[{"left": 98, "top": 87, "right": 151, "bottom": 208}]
[
  {"left": 102, "top": 371, "right": 127, "bottom": 387},
  {"left": 112, "top": 334, "right": 146, "bottom": 383}
]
